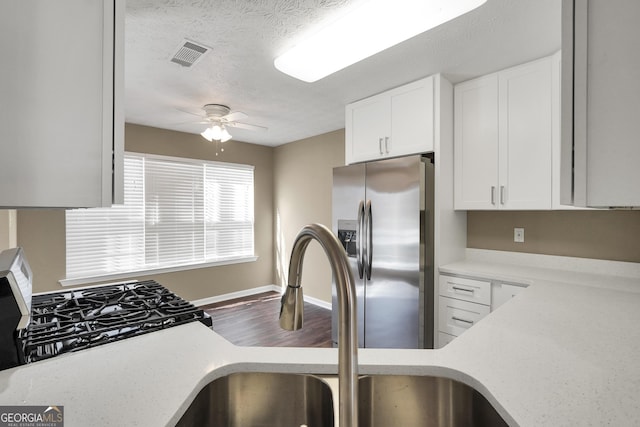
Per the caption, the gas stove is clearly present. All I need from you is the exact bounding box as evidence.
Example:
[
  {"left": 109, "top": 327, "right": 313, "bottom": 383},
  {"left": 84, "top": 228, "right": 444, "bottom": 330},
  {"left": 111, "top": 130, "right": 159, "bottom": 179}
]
[
  {"left": 18, "top": 280, "right": 212, "bottom": 364},
  {"left": 0, "top": 248, "right": 213, "bottom": 371}
]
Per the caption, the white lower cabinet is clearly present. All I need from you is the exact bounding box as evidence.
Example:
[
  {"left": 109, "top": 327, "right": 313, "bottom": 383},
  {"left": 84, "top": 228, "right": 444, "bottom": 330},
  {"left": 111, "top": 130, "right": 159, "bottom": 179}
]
[
  {"left": 492, "top": 282, "right": 526, "bottom": 310},
  {"left": 437, "top": 332, "right": 456, "bottom": 348},
  {"left": 438, "top": 297, "right": 491, "bottom": 337},
  {"left": 436, "top": 273, "right": 527, "bottom": 348}
]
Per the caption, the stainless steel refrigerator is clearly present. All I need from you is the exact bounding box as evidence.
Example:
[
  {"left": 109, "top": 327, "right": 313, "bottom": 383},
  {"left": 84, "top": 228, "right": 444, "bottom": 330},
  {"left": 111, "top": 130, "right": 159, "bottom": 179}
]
[{"left": 332, "top": 154, "right": 434, "bottom": 349}]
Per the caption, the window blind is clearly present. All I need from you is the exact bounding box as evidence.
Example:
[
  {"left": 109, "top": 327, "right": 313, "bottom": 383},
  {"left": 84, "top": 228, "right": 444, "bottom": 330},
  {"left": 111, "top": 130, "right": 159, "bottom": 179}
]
[{"left": 65, "top": 153, "right": 255, "bottom": 280}]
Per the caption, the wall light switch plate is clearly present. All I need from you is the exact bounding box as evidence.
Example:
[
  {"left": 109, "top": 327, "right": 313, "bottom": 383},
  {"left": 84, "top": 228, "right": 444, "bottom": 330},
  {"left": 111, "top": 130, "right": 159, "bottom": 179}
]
[{"left": 514, "top": 227, "right": 525, "bottom": 243}]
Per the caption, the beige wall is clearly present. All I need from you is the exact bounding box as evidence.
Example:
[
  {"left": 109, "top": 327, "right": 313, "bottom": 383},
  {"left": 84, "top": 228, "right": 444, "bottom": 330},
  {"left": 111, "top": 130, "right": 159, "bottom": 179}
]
[
  {"left": 468, "top": 210, "right": 640, "bottom": 263},
  {"left": 18, "top": 124, "right": 274, "bottom": 300},
  {"left": 0, "top": 210, "right": 16, "bottom": 251},
  {"left": 273, "top": 129, "right": 345, "bottom": 302}
]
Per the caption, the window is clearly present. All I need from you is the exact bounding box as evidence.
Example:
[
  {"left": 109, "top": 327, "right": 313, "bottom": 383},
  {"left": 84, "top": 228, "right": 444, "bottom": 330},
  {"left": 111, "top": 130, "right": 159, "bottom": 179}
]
[{"left": 63, "top": 152, "right": 255, "bottom": 284}]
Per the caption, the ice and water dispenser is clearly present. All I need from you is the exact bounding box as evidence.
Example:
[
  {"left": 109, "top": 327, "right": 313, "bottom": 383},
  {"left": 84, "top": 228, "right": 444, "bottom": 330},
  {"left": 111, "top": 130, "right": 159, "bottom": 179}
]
[{"left": 337, "top": 219, "right": 358, "bottom": 258}]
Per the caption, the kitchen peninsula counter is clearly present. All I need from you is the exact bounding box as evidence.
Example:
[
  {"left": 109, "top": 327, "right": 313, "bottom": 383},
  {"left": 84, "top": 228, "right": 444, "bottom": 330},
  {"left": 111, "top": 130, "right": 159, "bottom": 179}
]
[{"left": 1, "top": 251, "right": 639, "bottom": 426}]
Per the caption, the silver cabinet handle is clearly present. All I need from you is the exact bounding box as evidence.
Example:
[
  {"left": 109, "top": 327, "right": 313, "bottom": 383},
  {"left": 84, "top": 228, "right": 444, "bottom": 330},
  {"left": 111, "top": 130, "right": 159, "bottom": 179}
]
[
  {"left": 491, "top": 186, "right": 496, "bottom": 205},
  {"left": 452, "top": 316, "right": 474, "bottom": 325},
  {"left": 384, "top": 136, "right": 390, "bottom": 154},
  {"left": 452, "top": 286, "right": 474, "bottom": 293},
  {"left": 356, "top": 201, "right": 365, "bottom": 280},
  {"left": 500, "top": 185, "right": 506, "bottom": 205},
  {"left": 379, "top": 138, "right": 383, "bottom": 155}
]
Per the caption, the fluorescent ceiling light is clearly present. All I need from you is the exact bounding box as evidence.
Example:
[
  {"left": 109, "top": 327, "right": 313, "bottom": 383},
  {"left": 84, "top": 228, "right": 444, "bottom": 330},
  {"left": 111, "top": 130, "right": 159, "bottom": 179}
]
[{"left": 274, "top": 0, "right": 487, "bottom": 82}]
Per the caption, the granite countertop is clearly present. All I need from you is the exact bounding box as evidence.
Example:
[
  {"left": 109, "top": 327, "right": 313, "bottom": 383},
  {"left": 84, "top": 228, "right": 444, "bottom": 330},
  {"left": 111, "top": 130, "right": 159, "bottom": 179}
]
[{"left": 1, "top": 251, "right": 639, "bottom": 426}]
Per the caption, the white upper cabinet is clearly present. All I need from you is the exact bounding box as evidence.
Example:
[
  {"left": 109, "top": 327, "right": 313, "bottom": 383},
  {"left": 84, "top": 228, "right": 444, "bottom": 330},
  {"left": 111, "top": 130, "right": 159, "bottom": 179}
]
[
  {"left": 453, "top": 74, "right": 499, "bottom": 210},
  {"left": 345, "top": 76, "right": 435, "bottom": 164},
  {"left": 0, "top": 0, "right": 124, "bottom": 208},
  {"left": 348, "top": 96, "right": 391, "bottom": 163},
  {"left": 454, "top": 54, "right": 557, "bottom": 210},
  {"left": 561, "top": 0, "right": 640, "bottom": 208},
  {"left": 498, "top": 56, "right": 554, "bottom": 209}
]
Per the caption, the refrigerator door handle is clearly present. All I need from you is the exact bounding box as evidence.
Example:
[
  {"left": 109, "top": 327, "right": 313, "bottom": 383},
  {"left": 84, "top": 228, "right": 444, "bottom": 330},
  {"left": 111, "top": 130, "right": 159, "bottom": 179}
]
[
  {"left": 365, "top": 200, "right": 373, "bottom": 280},
  {"left": 356, "top": 200, "right": 365, "bottom": 279}
]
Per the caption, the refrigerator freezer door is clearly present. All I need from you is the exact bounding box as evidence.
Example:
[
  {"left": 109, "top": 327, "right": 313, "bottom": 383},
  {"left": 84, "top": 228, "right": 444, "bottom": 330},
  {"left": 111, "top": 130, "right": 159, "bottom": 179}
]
[
  {"left": 332, "top": 163, "right": 366, "bottom": 347},
  {"left": 365, "top": 156, "right": 424, "bottom": 348}
]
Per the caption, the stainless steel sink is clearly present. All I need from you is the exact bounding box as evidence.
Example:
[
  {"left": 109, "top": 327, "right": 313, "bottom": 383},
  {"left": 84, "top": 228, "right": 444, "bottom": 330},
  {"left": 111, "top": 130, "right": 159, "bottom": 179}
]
[
  {"left": 176, "top": 372, "right": 507, "bottom": 427},
  {"left": 175, "top": 372, "right": 335, "bottom": 427},
  {"left": 358, "top": 375, "right": 508, "bottom": 427}
]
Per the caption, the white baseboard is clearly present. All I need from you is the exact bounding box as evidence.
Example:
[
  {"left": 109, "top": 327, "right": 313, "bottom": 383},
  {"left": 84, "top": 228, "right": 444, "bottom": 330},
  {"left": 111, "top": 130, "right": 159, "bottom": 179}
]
[
  {"left": 305, "top": 295, "right": 332, "bottom": 310},
  {"left": 192, "top": 284, "right": 332, "bottom": 310},
  {"left": 191, "top": 284, "right": 280, "bottom": 307}
]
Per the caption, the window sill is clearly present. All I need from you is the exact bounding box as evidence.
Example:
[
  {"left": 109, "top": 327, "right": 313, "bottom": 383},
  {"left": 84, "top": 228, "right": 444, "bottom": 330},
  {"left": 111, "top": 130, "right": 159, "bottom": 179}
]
[{"left": 59, "top": 256, "right": 259, "bottom": 287}]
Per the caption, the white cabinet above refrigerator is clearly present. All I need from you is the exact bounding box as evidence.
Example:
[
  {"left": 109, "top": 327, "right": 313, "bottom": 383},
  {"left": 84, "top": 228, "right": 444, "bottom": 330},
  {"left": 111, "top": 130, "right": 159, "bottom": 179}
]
[{"left": 345, "top": 75, "right": 437, "bottom": 164}]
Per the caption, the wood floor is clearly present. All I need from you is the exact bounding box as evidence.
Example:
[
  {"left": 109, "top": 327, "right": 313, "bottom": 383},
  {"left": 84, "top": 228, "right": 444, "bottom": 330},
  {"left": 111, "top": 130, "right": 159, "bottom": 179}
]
[{"left": 200, "top": 291, "right": 333, "bottom": 347}]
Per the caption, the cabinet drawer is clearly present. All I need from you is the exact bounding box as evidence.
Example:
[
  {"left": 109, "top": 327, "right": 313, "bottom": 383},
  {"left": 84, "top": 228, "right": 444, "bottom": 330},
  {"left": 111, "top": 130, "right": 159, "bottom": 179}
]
[
  {"left": 437, "top": 332, "right": 456, "bottom": 348},
  {"left": 438, "top": 296, "right": 490, "bottom": 337},
  {"left": 439, "top": 275, "right": 491, "bottom": 305}
]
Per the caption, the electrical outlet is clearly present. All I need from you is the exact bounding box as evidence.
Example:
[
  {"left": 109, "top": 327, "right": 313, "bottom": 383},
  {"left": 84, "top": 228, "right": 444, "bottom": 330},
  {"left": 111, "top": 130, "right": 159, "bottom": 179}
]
[{"left": 514, "top": 228, "right": 525, "bottom": 243}]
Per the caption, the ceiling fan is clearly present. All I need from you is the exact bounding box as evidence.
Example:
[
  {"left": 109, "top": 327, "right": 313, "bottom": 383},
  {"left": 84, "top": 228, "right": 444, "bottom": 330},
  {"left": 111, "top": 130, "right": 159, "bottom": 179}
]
[{"left": 182, "top": 104, "right": 267, "bottom": 143}]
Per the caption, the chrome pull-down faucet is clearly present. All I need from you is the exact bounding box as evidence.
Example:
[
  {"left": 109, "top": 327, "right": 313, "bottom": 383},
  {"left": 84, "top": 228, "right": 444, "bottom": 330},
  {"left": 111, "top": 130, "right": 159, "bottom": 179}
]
[{"left": 279, "top": 223, "right": 358, "bottom": 427}]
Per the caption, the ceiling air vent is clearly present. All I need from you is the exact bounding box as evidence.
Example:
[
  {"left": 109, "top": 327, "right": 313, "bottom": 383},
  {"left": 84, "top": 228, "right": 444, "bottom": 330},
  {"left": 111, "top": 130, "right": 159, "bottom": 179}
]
[{"left": 170, "top": 39, "right": 210, "bottom": 68}]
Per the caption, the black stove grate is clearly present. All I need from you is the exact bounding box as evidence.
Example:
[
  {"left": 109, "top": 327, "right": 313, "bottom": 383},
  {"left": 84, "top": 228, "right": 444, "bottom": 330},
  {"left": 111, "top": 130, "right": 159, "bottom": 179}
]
[{"left": 19, "top": 280, "right": 212, "bottom": 363}]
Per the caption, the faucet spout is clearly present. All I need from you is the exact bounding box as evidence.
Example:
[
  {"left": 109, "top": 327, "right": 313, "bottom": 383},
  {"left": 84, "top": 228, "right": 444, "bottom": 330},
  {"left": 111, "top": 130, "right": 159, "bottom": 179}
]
[{"left": 279, "top": 223, "right": 358, "bottom": 427}]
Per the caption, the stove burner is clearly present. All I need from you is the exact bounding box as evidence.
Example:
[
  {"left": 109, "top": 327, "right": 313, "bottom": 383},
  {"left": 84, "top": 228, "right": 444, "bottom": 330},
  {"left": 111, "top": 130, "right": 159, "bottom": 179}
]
[
  {"left": 20, "top": 280, "right": 212, "bottom": 363},
  {"left": 91, "top": 308, "right": 152, "bottom": 326}
]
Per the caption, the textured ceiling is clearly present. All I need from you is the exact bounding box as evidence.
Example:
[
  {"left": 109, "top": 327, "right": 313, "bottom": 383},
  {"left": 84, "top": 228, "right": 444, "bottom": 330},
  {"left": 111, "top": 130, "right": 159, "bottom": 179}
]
[{"left": 125, "top": 0, "right": 561, "bottom": 146}]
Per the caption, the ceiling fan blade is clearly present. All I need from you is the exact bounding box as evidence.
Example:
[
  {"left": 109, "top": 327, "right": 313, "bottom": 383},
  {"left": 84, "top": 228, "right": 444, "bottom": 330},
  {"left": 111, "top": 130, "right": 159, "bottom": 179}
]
[
  {"left": 222, "top": 111, "right": 248, "bottom": 122},
  {"left": 229, "top": 121, "right": 268, "bottom": 132},
  {"left": 176, "top": 107, "right": 205, "bottom": 118},
  {"left": 173, "top": 120, "right": 209, "bottom": 126}
]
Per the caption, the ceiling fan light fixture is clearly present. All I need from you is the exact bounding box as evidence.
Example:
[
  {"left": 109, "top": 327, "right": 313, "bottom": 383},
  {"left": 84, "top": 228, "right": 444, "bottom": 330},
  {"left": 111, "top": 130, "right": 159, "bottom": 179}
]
[
  {"left": 210, "top": 124, "right": 223, "bottom": 140},
  {"left": 274, "top": 0, "right": 487, "bottom": 82},
  {"left": 220, "top": 127, "right": 232, "bottom": 143},
  {"left": 201, "top": 127, "right": 214, "bottom": 142},
  {"left": 201, "top": 124, "right": 233, "bottom": 143}
]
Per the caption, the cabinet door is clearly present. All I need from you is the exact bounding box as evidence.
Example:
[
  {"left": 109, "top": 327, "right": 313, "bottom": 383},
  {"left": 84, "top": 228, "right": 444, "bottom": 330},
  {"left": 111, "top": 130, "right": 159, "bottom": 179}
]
[
  {"left": 454, "top": 74, "right": 499, "bottom": 210},
  {"left": 491, "top": 283, "right": 526, "bottom": 311},
  {"left": 437, "top": 332, "right": 456, "bottom": 348},
  {"left": 345, "top": 95, "right": 390, "bottom": 164},
  {"left": 566, "top": 0, "right": 640, "bottom": 207},
  {"left": 0, "top": 0, "right": 122, "bottom": 208},
  {"left": 390, "top": 76, "right": 434, "bottom": 157},
  {"left": 499, "top": 56, "right": 553, "bottom": 209}
]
